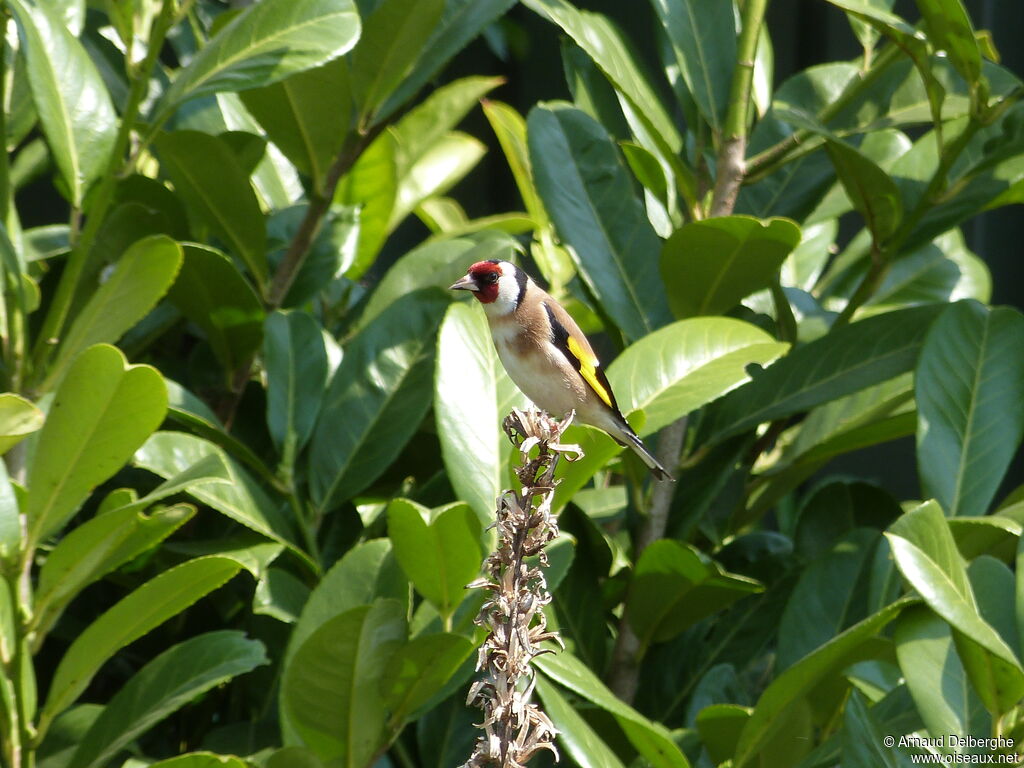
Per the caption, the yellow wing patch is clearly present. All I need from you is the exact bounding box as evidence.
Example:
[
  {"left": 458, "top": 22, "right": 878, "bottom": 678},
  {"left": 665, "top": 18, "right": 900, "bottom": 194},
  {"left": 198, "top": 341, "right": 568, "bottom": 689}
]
[{"left": 567, "top": 336, "right": 613, "bottom": 408}]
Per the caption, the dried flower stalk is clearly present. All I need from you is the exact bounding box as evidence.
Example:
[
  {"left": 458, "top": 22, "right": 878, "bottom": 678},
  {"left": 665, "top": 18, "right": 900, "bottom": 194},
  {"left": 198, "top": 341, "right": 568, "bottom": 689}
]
[{"left": 461, "top": 408, "right": 581, "bottom": 768}]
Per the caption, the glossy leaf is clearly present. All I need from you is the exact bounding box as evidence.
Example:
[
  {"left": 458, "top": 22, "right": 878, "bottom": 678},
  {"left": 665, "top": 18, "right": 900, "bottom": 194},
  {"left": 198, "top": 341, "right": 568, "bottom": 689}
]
[
  {"left": 264, "top": 311, "right": 328, "bottom": 464},
  {"left": 627, "top": 540, "right": 762, "bottom": 652},
  {"left": 528, "top": 103, "right": 671, "bottom": 340},
  {"left": 35, "top": 504, "right": 195, "bottom": 636},
  {"left": 841, "top": 690, "right": 902, "bottom": 768},
  {"left": 41, "top": 556, "right": 244, "bottom": 729},
  {"left": 0, "top": 393, "right": 43, "bottom": 455},
  {"left": 916, "top": 301, "right": 1024, "bottom": 517},
  {"left": 661, "top": 216, "right": 801, "bottom": 318},
  {"left": 134, "top": 431, "right": 298, "bottom": 552},
  {"left": 167, "top": 244, "right": 264, "bottom": 375},
  {"left": 156, "top": 132, "right": 267, "bottom": 284},
  {"left": 388, "top": 500, "right": 483, "bottom": 622},
  {"left": 68, "top": 631, "right": 267, "bottom": 768},
  {"left": 435, "top": 302, "right": 524, "bottom": 520},
  {"left": 350, "top": 0, "right": 444, "bottom": 122},
  {"left": 894, "top": 604, "right": 989, "bottom": 744},
  {"left": 241, "top": 58, "right": 351, "bottom": 190},
  {"left": 282, "top": 600, "right": 406, "bottom": 763},
  {"left": 914, "top": 0, "right": 981, "bottom": 87},
  {"left": 777, "top": 528, "right": 879, "bottom": 670},
  {"left": 334, "top": 132, "right": 397, "bottom": 276},
  {"left": 148, "top": 755, "right": 249, "bottom": 768},
  {"left": 155, "top": 0, "right": 361, "bottom": 122},
  {"left": 308, "top": 290, "right": 448, "bottom": 513},
  {"left": 382, "top": 632, "right": 475, "bottom": 723},
  {"left": 388, "top": 132, "right": 486, "bottom": 230},
  {"left": 535, "top": 650, "right": 692, "bottom": 767},
  {"left": 703, "top": 304, "right": 942, "bottom": 443},
  {"left": 732, "top": 599, "right": 911, "bottom": 768},
  {"left": 886, "top": 501, "right": 1024, "bottom": 714},
  {"left": 535, "top": 676, "right": 625, "bottom": 768},
  {"left": 8, "top": 0, "right": 116, "bottom": 207},
  {"left": 254, "top": 567, "right": 311, "bottom": 624},
  {"left": 824, "top": 138, "right": 902, "bottom": 244},
  {"left": 649, "top": 0, "right": 735, "bottom": 132},
  {"left": 26, "top": 345, "right": 167, "bottom": 543},
  {"left": 49, "top": 235, "right": 182, "bottom": 385}
]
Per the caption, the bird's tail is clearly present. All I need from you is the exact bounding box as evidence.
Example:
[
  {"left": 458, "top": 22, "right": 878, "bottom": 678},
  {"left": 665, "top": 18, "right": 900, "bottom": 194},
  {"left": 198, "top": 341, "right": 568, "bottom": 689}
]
[{"left": 619, "top": 425, "right": 674, "bottom": 482}]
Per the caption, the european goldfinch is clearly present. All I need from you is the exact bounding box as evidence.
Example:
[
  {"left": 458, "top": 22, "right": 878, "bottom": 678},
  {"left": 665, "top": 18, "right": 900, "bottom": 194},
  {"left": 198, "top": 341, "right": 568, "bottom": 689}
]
[{"left": 450, "top": 260, "right": 672, "bottom": 481}]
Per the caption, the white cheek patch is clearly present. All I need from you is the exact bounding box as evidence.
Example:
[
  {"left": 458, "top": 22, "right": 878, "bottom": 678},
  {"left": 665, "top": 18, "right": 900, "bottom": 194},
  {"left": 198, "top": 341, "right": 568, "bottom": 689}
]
[{"left": 487, "top": 273, "right": 521, "bottom": 315}]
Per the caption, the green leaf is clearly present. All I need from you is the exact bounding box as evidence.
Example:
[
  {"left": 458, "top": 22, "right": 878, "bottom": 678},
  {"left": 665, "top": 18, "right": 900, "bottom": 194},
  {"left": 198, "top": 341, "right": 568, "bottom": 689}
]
[
  {"left": 282, "top": 600, "right": 406, "bottom": 763},
  {"left": 824, "top": 138, "right": 903, "bottom": 244},
  {"left": 913, "top": 0, "right": 981, "bottom": 87},
  {"left": 915, "top": 301, "right": 1024, "bottom": 517},
  {"left": 483, "top": 100, "right": 553, "bottom": 233},
  {"left": 8, "top": 0, "right": 116, "bottom": 207},
  {"left": 886, "top": 501, "right": 1024, "bottom": 715},
  {"left": 696, "top": 704, "right": 751, "bottom": 767},
  {"left": 350, "top": 0, "right": 444, "bottom": 122},
  {"left": 241, "top": 58, "right": 351, "bottom": 191},
  {"left": 155, "top": 0, "right": 361, "bottom": 122},
  {"left": 522, "top": 0, "right": 681, "bottom": 154},
  {"left": 435, "top": 302, "right": 524, "bottom": 521},
  {"left": 382, "top": 0, "right": 517, "bottom": 116},
  {"left": 776, "top": 528, "right": 880, "bottom": 670},
  {"left": 535, "top": 650, "right": 692, "bottom": 767},
  {"left": 535, "top": 676, "right": 625, "bottom": 768},
  {"left": 308, "top": 289, "right": 448, "bottom": 513},
  {"left": 627, "top": 540, "right": 762, "bottom": 652},
  {"left": 732, "top": 598, "right": 911, "bottom": 768},
  {"left": 388, "top": 132, "right": 486, "bottom": 230},
  {"left": 26, "top": 345, "right": 167, "bottom": 543},
  {"left": 0, "top": 461, "right": 20, "bottom": 565},
  {"left": 661, "top": 216, "right": 801, "bottom": 318},
  {"left": 254, "top": 567, "right": 311, "bottom": 624},
  {"left": 0, "top": 393, "right": 43, "bottom": 455},
  {"left": 894, "top": 604, "right": 989, "bottom": 746},
  {"left": 649, "top": 0, "right": 735, "bottom": 132},
  {"left": 528, "top": 103, "right": 671, "bottom": 340},
  {"left": 969, "top": 556, "right": 1019, "bottom": 662},
  {"left": 334, "top": 132, "right": 397, "bottom": 276},
  {"left": 382, "top": 632, "right": 474, "bottom": 724},
  {"left": 68, "top": 631, "right": 267, "bottom": 768},
  {"left": 703, "top": 304, "right": 942, "bottom": 443},
  {"left": 40, "top": 556, "right": 244, "bottom": 732},
  {"left": 841, "top": 689, "right": 902, "bottom": 768},
  {"left": 387, "top": 499, "right": 483, "bottom": 622},
  {"left": 167, "top": 244, "right": 264, "bottom": 375},
  {"left": 148, "top": 755, "right": 249, "bottom": 768},
  {"left": 134, "top": 431, "right": 299, "bottom": 553},
  {"left": 35, "top": 504, "right": 195, "bottom": 638},
  {"left": 357, "top": 233, "right": 516, "bottom": 331},
  {"left": 264, "top": 311, "right": 328, "bottom": 464},
  {"left": 155, "top": 132, "right": 267, "bottom": 284},
  {"left": 49, "top": 235, "right": 182, "bottom": 386}
]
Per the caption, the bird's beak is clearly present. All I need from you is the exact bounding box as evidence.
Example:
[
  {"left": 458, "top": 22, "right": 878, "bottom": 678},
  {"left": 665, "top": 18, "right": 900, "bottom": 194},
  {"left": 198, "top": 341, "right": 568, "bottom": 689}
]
[{"left": 449, "top": 274, "right": 479, "bottom": 292}]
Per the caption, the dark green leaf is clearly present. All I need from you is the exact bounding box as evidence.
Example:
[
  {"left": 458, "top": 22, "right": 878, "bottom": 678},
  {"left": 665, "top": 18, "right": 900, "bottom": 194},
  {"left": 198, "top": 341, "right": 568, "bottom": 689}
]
[
  {"left": 627, "top": 540, "right": 762, "bottom": 652},
  {"left": 824, "top": 138, "right": 902, "bottom": 244},
  {"left": 8, "top": 0, "right": 116, "bottom": 207},
  {"left": 40, "top": 556, "right": 245, "bottom": 731},
  {"left": 308, "top": 290, "right": 448, "bottom": 513},
  {"left": 913, "top": 0, "right": 981, "bottom": 87},
  {"left": 649, "top": 0, "right": 735, "bottom": 132},
  {"left": 703, "top": 304, "right": 942, "bottom": 443},
  {"left": 528, "top": 103, "right": 671, "bottom": 340},
  {"left": 282, "top": 601, "right": 406, "bottom": 763},
  {"left": 27, "top": 345, "right": 167, "bottom": 543},
  {"left": 661, "top": 216, "right": 801, "bottom": 318},
  {"left": 535, "top": 676, "right": 625, "bottom": 768},
  {"left": 382, "top": 632, "right": 474, "bottom": 723},
  {"left": 264, "top": 311, "right": 327, "bottom": 464},
  {"left": 155, "top": 0, "right": 361, "bottom": 121},
  {"left": 350, "top": 0, "right": 444, "bottom": 122},
  {"left": 254, "top": 567, "right": 311, "bottom": 624},
  {"left": 841, "top": 690, "right": 901, "bottom": 768},
  {"left": 69, "top": 631, "right": 267, "bottom": 768},
  {"left": 915, "top": 301, "right": 1024, "bottom": 517},
  {"left": 156, "top": 132, "right": 268, "bottom": 284},
  {"left": 168, "top": 244, "right": 263, "bottom": 374}
]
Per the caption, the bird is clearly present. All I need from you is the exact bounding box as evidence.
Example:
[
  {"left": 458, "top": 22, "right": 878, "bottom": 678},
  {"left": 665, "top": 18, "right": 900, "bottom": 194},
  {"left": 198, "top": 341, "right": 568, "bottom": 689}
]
[{"left": 449, "top": 259, "right": 672, "bottom": 481}]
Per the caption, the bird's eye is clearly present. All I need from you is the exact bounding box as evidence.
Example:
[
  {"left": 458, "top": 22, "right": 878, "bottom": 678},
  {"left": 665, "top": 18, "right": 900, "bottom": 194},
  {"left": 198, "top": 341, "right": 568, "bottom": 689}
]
[{"left": 483, "top": 272, "right": 499, "bottom": 284}]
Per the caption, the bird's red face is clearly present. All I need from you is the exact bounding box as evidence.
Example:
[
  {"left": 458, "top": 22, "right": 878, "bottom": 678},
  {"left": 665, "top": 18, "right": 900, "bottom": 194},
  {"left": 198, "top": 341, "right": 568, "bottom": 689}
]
[{"left": 449, "top": 260, "right": 502, "bottom": 303}]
